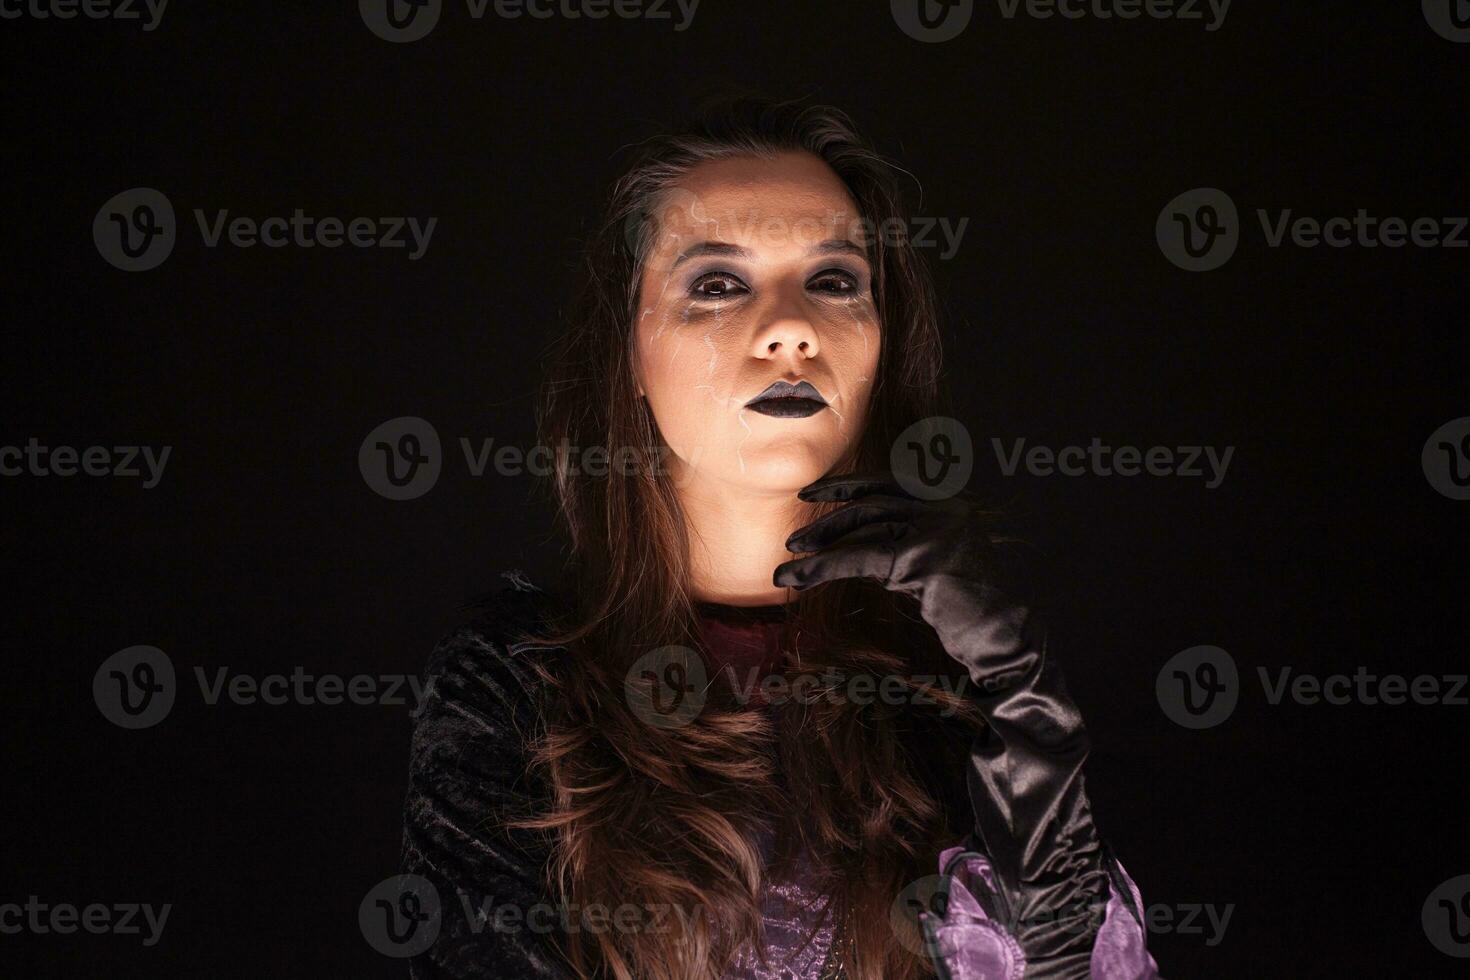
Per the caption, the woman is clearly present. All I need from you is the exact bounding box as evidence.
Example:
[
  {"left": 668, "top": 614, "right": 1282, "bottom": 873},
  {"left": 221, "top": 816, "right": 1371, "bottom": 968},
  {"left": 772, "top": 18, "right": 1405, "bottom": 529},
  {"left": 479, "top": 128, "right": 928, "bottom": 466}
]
[{"left": 401, "top": 97, "right": 1160, "bottom": 979}]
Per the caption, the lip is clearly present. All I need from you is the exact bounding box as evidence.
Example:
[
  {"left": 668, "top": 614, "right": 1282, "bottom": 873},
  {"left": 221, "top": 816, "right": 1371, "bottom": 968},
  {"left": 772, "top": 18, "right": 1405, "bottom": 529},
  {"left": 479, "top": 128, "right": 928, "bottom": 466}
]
[{"left": 745, "top": 380, "right": 829, "bottom": 419}]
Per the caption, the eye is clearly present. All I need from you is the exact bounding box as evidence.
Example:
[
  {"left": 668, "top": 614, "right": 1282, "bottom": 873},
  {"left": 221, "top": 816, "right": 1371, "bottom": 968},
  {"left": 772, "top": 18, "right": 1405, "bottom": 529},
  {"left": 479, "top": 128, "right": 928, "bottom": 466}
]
[
  {"left": 689, "top": 272, "right": 749, "bottom": 300},
  {"left": 807, "top": 269, "right": 862, "bottom": 295}
]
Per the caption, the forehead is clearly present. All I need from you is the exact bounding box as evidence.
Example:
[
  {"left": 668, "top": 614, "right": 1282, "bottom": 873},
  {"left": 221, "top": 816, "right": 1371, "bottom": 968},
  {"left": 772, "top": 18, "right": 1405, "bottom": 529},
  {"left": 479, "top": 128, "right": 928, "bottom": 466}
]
[{"left": 651, "top": 151, "right": 862, "bottom": 252}]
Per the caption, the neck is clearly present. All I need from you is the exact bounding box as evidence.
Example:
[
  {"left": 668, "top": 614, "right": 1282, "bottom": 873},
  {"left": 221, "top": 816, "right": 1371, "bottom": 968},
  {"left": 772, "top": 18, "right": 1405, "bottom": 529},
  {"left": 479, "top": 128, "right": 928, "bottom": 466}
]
[{"left": 675, "top": 469, "right": 816, "bottom": 607}]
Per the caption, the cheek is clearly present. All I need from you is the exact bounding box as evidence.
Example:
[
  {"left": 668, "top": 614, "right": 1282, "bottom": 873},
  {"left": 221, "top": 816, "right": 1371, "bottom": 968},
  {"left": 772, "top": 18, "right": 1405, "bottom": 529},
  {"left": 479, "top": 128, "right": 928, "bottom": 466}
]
[
  {"left": 639, "top": 294, "right": 753, "bottom": 390},
  {"left": 634, "top": 303, "right": 748, "bottom": 452},
  {"left": 818, "top": 301, "right": 881, "bottom": 384},
  {"left": 819, "top": 305, "right": 881, "bottom": 439},
  {"left": 633, "top": 270, "right": 693, "bottom": 393}
]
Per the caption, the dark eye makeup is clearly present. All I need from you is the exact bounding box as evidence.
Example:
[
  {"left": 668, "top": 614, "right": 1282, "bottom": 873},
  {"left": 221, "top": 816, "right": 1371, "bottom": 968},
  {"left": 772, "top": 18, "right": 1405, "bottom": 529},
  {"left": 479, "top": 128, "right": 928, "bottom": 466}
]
[
  {"left": 807, "top": 268, "right": 863, "bottom": 295},
  {"left": 685, "top": 265, "right": 869, "bottom": 302},
  {"left": 688, "top": 271, "right": 750, "bottom": 300}
]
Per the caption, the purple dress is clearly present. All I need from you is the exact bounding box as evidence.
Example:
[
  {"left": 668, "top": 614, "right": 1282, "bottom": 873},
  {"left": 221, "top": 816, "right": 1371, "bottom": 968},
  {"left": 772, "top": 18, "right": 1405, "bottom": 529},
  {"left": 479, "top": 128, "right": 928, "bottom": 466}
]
[{"left": 721, "top": 827, "right": 840, "bottom": 980}]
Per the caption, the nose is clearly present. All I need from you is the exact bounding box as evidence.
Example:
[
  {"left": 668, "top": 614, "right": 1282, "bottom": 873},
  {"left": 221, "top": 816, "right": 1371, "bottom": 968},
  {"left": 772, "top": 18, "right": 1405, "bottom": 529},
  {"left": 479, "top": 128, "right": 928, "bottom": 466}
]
[{"left": 750, "top": 297, "right": 820, "bottom": 363}]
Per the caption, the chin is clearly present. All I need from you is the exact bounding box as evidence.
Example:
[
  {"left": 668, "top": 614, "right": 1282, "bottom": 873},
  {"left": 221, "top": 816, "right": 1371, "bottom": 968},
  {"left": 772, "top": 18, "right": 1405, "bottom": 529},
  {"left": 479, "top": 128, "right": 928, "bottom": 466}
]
[{"left": 732, "top": 442, "right": 846, "bottom": 493}]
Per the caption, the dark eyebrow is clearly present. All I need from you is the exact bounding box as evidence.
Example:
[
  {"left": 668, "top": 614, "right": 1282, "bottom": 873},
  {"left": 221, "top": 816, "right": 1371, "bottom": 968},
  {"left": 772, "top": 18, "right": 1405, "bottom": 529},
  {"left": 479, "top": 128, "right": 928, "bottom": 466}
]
[
  {"left": 809, "top": 239, "right": 869, "bottom": 260},
  {"left": 671, "top": 239, "right": 870, "bottom": 269},
  {"left": 671, "top": 241, "right": 753, "bottom": 268}
]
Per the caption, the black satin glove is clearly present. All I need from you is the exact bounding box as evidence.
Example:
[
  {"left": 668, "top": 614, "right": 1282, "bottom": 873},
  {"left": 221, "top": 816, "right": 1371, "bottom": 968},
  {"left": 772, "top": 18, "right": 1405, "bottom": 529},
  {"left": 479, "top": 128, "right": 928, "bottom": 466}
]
[{"left": 774, "top": 473, "right": 1109, "bottom": 978}]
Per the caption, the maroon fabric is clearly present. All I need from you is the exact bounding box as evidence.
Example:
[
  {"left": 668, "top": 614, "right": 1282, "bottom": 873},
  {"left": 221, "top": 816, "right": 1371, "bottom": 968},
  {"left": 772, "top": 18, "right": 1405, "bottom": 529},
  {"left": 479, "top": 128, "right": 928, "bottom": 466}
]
[{"left": 693, "top": 601, "right": 791, "bottom": 699}]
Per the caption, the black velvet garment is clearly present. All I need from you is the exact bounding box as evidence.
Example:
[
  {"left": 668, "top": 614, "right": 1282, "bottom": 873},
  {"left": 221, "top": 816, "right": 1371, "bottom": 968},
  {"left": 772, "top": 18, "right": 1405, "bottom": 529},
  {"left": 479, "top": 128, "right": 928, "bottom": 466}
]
[{"left": 400, "top": 581, "right": 572, "bottom": 978}]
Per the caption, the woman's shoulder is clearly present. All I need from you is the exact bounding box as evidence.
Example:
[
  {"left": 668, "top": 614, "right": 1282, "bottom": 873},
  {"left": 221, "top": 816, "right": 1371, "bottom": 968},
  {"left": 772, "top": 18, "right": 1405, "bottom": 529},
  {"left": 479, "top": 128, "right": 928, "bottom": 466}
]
[
  {"left": 415, "top": 569, "right": 572, "bottom": 727},
  {"left": 403, "top": 572, "right": 568, "bottom": 895}
]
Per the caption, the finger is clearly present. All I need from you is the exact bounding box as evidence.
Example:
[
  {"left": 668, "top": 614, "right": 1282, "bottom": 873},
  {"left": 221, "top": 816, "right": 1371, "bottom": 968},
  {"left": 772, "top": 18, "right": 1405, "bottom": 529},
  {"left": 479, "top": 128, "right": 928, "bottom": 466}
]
[
  {"left": 786, "top": 495, "right": 922, "bottom": 553},
  {"left": 774, "top": 523, "right": 902, "bottom": 590},
  {"left": 797, "top": 472, "right": 909, "bottom": 503}
]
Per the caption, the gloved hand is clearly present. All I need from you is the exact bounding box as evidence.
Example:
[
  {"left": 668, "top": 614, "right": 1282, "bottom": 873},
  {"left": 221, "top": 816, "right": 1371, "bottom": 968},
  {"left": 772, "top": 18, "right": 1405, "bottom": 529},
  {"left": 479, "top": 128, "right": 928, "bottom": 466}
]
[{"left": 774, "top": 473, "right": 1110, "bottom": 978}]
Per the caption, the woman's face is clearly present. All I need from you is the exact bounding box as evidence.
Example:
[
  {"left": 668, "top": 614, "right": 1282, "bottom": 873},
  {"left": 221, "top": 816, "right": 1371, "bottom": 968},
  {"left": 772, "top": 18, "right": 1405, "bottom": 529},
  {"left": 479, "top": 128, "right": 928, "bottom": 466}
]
[{"left": 633, "top": 151, "right": 881, "bottom": 496}]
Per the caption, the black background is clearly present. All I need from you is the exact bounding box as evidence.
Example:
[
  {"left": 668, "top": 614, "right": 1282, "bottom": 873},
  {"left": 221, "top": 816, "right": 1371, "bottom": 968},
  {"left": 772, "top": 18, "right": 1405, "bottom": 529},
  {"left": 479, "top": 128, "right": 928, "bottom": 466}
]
[{"left": 3, "top": 1, "right": 1467, "bottom": 976}]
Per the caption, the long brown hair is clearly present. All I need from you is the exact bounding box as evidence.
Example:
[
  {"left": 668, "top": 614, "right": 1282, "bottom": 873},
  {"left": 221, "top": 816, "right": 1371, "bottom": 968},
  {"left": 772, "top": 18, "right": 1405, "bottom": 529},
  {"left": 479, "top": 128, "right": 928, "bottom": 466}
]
[{"left": 517, "top": 96, "right": 984, "bottom": 979}]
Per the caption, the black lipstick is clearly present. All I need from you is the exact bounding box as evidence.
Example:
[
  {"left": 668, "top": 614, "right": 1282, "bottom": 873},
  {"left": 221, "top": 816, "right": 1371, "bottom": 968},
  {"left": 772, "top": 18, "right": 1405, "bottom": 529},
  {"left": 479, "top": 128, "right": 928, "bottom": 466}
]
[{"left": 745, "top": 380, "right": 829, "bottom": 419}]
